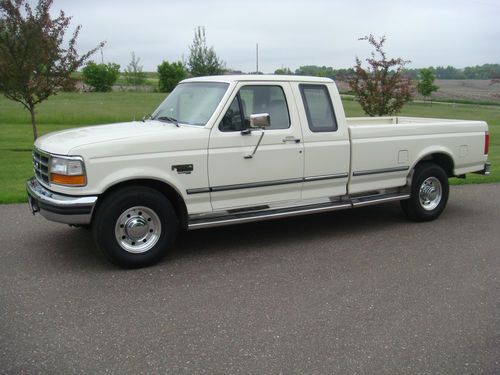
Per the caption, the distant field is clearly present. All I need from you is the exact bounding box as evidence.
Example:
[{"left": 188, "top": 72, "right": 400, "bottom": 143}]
[
  {"left": 0, "top": 92, "right": 497, "bottom": 203},
  {"left": 337, "top": 79, "right": 500, "bottom": 104},
  {"left": 430, "top": 79, "right": 500, "bottom": 104}
]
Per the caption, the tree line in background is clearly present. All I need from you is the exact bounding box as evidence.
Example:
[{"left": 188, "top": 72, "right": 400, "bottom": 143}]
[{"left": 276, "top": 63, "right": 500, "bottom": 81}]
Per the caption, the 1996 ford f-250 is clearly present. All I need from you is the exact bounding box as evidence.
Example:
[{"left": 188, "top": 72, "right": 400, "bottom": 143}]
[{"left": 27, "top": 75, "right": 490, "bottom": 267}]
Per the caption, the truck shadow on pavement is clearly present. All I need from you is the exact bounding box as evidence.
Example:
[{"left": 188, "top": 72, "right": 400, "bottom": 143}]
[
  {"left": 170, "top": 203, "right": 407, "bottom": 261},
  {"left": 36, "top": 200, "right": 470, "bottom": 270},
  {"left": 168, "top": 199, "right": 473, "bottom": 263}
]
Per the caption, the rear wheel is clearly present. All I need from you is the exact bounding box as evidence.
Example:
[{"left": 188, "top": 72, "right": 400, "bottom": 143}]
[
  {"left": 400, "top": 163, "right": 449, "bottom": 222},
  {"left": 92, "top": 186, "right": 178, "bottom": 268}
]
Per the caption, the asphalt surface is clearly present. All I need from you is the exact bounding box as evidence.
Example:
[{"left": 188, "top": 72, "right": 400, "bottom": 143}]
[{"left": 1, "top": 184, "right": 499, "bottom": 374}]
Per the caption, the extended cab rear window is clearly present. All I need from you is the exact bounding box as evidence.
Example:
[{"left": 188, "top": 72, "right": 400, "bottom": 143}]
[
  {"left": 220, "top": 85, "right": 290, "bottom": 132},
  {"left": 299, "top": 84, "right": 338, "bottom": 132}
]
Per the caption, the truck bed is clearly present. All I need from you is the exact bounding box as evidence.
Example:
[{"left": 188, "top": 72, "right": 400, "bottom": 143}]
[{"left": 345, "top": 116, "right": 488, "bottom": 194}]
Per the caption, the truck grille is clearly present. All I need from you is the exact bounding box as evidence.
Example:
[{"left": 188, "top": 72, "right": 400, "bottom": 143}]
[{"left": 33, "top": 149, "right": 50, "bottom": 185}]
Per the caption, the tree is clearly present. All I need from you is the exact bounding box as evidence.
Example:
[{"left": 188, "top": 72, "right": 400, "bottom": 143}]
[
  {"left": 157, "top": 61, "right": 186, "bottom": 92},
  {"left": 349, "top": 34, "right": 413, "bottom": 116},
  {"left": 82, "top": 62, "right": 120, "bottom": 92},
  {"left": 187, "top": 26, "right": 224, "bottom": 77},
  {"left": 294, "top": 65, "right": 354, "bottom": 80},
  {"left": 417, "top": 68, "right": 439, "bottom": 104},
  {"left": 434, "top": 65, "right": 464, "bottom": 79},
  {"left": 274, "top": 67, "right": 293, "bottom": 75},
  {"left": 124, "top": 52, "right": 146, "bottom": 86},
  {"left": 0, "top": 0, "right": 102, "bottom": 140}
]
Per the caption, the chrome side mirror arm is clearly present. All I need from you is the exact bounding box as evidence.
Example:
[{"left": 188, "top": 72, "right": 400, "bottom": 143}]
[{"left": 244, "top": 130, "right": 265, "bottom": 159}]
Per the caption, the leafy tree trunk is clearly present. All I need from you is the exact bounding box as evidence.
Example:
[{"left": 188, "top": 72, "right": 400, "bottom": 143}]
[{"left": 29, "top": 105, "right": 38, "bottom": 141}]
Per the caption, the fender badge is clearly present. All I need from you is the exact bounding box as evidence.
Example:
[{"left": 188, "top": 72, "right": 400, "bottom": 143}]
[{"left": 172, "top": 164, "right": 194, "bottom": 174}]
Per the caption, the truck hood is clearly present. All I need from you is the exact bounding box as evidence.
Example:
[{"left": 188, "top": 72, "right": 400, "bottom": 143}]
[{"left": 35, "top": 121, "right": 209, "bottom": 156}]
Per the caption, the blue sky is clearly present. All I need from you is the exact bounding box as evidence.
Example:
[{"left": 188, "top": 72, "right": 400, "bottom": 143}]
[{"left": 46, "top": 0, "right": 500, "bottom": 72}]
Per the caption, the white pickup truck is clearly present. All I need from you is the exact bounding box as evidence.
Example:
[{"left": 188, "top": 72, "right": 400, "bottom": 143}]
[{"left": 27, "top": 75, "right": 490, "bottom": 267}]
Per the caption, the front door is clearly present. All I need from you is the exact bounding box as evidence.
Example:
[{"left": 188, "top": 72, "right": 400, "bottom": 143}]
[{"left": 208, "top": 82, "right": 304, "bottom": 211}]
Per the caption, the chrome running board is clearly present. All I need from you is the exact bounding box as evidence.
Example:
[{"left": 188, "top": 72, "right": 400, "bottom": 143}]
[
  {"left": 351, "top": 193, "right": 410, "bottom": 207},
  {"left": 187, "top": 192, "right": 410, "bottom": 230}
]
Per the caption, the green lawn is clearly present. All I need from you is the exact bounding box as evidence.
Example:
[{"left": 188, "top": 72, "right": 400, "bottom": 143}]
[
  {"left": 0, "top": 92, "right": 497, "bottom": 203},
  {"left": 0, "top": 92, "right": 166, "bottom": 203}
]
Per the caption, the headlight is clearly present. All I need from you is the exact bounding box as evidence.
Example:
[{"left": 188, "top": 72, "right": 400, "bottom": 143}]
[{"left": 50, "top": 156, "right": 87, "bottom": 186}]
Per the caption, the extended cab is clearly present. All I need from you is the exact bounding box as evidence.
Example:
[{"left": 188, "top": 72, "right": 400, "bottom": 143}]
[{"left": 27, "top": 75, "right": 490, "bottom": 267}]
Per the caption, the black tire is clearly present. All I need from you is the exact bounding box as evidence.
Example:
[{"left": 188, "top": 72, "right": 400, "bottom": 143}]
[
  {"left": 92, "top": 186, "right": 178, "bottom": 268},
  {"left": 400, "top": 162, "right": 449, "bottom": 222}
]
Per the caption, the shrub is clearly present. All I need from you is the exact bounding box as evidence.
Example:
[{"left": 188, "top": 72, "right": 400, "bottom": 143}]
[
  {"left": 82, "top": 62, "right": 120, "bottom": 92},
  {"left": 157, "top": 61, "right": 186, "bottom": 93}
]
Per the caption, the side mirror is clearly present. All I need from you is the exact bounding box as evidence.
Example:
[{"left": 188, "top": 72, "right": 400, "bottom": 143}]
[{"left": 249, "top": 113, "right": 271, "bottom": 129}]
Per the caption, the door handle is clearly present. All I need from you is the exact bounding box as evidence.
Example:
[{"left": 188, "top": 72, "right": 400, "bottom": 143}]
[{"left": 282, "top": 136, "right": 301, "bottom": 143}]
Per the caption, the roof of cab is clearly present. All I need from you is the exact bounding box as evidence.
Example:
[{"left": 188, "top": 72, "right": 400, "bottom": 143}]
[{"left": 181, "top": 74, "right": 334, "bottom": 84}]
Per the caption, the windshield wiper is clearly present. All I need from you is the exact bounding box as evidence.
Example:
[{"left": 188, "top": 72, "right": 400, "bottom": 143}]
[{"left": 155, "top": 116, "right": 180, "bottom": 127}]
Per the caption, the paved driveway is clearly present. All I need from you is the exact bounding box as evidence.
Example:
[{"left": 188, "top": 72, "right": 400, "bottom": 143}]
[{"left": 0, "top": 184, "right": 499, "bottom": 374}]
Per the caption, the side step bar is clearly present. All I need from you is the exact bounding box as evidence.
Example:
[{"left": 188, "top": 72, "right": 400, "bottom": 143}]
[
  {"left": 188, "top": 192, "right": 410, "bottom": 230},
  {"left": 351, "top": 193, "right": 410, "bottom": 207}
]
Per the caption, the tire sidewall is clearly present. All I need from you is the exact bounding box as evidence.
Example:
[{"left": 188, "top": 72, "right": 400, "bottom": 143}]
[
  {"left": 410, "top": 164, "right": 449, "bottom": 221},
  {"left": 93, "top": 187, "right": 177, "bottom": 268}
]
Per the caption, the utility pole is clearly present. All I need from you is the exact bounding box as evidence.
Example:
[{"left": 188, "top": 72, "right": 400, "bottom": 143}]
[
  {"left": 100, "top": 45, "right": 104, "bottom": 64},
  {"left": 256, "top": 43, "right": 259, "bottom": 74}
]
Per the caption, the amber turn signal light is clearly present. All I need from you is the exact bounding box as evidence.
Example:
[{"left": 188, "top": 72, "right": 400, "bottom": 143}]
[{"left": 50, "top": 173, "right": 86, "bottom": 186}]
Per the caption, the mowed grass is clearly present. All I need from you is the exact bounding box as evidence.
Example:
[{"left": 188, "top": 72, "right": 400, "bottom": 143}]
[
  {"left": 0, "top": 92, "right": 498, "bottom": 203},
  {"left": 0, "top": 92, "right": 166, "bottom": 203}
]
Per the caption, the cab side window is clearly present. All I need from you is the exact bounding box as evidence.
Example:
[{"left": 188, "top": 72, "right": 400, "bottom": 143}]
[
  {"left": 219, "top": 85, "right": 290, "bottom": 132},
  {"left": 300, "top": 84, "right": 338, "bottom": 132}
]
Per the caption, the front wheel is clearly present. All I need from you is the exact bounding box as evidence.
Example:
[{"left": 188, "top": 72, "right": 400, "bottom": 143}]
[
  {"left": 400, "top": 163, "right": 449, "bottom": 222},
  {"left": 92, "top": 186, "right": 178, "bottom": 268}
]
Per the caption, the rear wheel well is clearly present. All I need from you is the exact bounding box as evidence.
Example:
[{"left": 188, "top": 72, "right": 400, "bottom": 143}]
[
  {"left": 417, "top": 153, "right": 454, "bottom": 177},
  {"left": 95, "top": 179, "right": 188, "bottom": 229}
]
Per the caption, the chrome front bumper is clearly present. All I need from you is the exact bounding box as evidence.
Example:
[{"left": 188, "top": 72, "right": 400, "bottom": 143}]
[{"left": 26, "top": 177, "right": 98, "bottom": 225}]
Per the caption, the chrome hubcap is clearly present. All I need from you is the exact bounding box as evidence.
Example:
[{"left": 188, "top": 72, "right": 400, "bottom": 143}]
[
  {"left": 419, "top": 177, "right": 442, "bottom": 211},
  {"left": 115, "top": 206, "right": 161, "bottom": 253},
  {"left": 125, "top": 217, "right": 148, "bottom": 240}
]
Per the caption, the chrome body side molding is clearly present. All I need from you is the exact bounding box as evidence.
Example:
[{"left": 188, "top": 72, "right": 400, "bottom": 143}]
[
  {"left": 186, "top": 173, "right": 349, "bottom": 195},
  {"left": 352, "top": 166, "right": 410, "bottom": 177},
  {"left": 303, "top": 173, "right": 349, "bottom": 182}
]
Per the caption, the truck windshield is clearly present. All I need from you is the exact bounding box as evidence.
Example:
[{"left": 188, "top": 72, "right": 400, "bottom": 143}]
[{"left": 151, "top": 82, "right": 229, "bottom": 126}]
